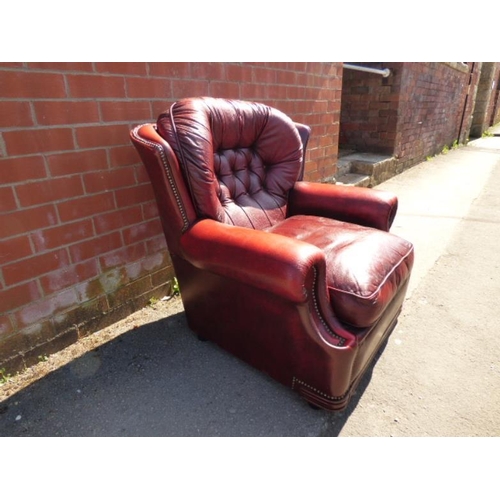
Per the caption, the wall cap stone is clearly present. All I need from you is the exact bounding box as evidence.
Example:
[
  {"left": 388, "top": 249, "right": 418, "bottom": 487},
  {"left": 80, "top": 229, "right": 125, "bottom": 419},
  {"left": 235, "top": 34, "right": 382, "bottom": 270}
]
[{"left": 442, "top": 62, "right": 469, "bottom": 74}]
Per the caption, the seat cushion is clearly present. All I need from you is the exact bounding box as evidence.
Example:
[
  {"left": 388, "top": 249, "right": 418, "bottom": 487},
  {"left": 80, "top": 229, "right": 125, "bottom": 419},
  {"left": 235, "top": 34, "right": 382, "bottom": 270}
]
[{"left": 266, "top": 215, "right": 414, "bottom": 328}]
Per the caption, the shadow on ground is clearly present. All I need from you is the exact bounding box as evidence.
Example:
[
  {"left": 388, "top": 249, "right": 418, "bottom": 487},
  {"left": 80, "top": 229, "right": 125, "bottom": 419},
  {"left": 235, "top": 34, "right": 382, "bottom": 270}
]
[{"left": 0, "top": 311, "right": 386, "bottom": 437}]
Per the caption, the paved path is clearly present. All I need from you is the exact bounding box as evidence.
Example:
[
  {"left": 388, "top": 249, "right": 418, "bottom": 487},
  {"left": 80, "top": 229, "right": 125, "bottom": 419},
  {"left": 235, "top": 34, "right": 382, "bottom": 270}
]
[{"left": 1, "top": 134, "right": 499, "bottom": 437}]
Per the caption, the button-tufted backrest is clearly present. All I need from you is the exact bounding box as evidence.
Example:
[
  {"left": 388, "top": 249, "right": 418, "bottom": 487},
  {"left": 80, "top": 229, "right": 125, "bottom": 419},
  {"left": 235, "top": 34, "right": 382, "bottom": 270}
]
[{"left": 156, "top": 97, "right": 304, "bottom": 229}]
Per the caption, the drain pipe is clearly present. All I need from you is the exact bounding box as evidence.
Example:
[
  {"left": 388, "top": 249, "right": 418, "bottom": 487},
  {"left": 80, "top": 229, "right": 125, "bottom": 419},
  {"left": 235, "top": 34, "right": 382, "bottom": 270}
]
[{"left": 343, "top": 63, "right": 391, "bottom": 78}]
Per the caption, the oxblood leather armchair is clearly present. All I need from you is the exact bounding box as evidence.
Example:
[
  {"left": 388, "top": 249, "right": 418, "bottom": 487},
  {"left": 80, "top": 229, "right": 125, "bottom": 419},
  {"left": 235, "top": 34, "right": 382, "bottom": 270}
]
[{"left": 130, "top": 97, "right": 414, "bottom": 411}]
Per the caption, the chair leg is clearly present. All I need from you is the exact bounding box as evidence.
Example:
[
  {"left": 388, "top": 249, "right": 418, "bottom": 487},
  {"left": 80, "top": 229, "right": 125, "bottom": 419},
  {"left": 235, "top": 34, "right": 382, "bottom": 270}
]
[{"left": 307, "top": 401, "right": 322, "bottom": 411}]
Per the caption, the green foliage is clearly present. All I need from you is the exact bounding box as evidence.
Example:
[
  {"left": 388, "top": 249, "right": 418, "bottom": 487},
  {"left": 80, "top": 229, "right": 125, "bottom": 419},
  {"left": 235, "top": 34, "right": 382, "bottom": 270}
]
[
  {"left": 441, "top": 145, "right": 450, "bottom": 154},
  {"left": 172, "top": 277, "right": 180, "bottom": 296},
  {"left": 0, "top": 368, "right": 11, "bottom": 385},
  {"left": 482, "top": 129, "right": 494, "bottom": 137},
  {"left": 148, "top": 296, "right": 159, "bottom": 307}
]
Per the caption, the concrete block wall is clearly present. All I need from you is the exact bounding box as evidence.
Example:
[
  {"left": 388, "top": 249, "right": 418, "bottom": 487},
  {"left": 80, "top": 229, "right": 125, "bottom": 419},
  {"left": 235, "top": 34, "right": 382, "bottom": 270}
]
[{"left": 0, "top": 62, "right": 343, "bottom": 372}]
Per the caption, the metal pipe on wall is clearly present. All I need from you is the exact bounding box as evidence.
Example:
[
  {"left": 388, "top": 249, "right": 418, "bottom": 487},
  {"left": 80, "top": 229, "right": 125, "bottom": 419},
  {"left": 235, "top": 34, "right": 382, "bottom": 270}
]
[{"left": 343, "top": 63, "right": 391, "bottom": 78}]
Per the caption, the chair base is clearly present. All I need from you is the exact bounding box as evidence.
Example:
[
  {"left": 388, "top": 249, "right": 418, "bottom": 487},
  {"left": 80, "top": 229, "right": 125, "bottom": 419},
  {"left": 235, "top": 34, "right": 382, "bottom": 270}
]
[{"left": 173, "top": 254, "right": 408, "bottom": 412}]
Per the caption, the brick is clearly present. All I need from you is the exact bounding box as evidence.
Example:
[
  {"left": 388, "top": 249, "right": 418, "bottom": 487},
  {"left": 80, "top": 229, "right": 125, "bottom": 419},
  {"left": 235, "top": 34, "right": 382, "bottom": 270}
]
[
  {"left": 142, "top": 200, "right": 159, "bottom": 220},
  {"left": 135, "top": 164, "right": 150, "bottom": 183},
  {"left": 34, "top": 101, "right": 100, "bottom": 126},
  {"left": 240, "top": 83, "right": 268, "bottom": 100},
  {"left": 107, "top": 274, "right": 152, "bottom": 309},
  {"left": 40, "top": 259, "right": 99, "bottom": 294},
  {"left": 0, "top": 71, "right": 66, "bottom": 98},
  {"left": 4, "top": 127, "right": 74, "bottom": 156},
  {"left": 253, "top": 67, "right": 277, "bottom": 84},
  {"left": 69, "top": 231, "right": 122, "bottom": 263},
  {"left": 3, "top": 248, "right": 70, "bottom": 286},
  {"left": 99, "top": 100, "right": 152, "bottom": 123},
  {"left": 226, "top": 64, "right": 253, "bottom": 82},
  {"left": 99, "top": 241, "right": 147, "bottom": 270},
  {"left": 148, "top": 62, "right": 191, "bottom": 78},
  {"left": 27, "top": 62, "right": 93, "bottom": 71},
  {"left": 0, "top": 155, "right": 47, "bottom": 184},
  {"left": 93, "top": 205, "right": 143, "bottom": 234},
  {"left": 0, "top": 62, "right": 24, "bottom": 68},
  {"left": 84, "top": 166, "right": 136, "bottom": 194},
  {"left": 146, "top": 234, "right": 167, "bottom": 254},
  {"left": 286, "top": 86, "right": 306, "bottom": 100},
  {"left": 114, "top": 183, "right": 155, "bottom": 208},
  {"left": 31, "top": 219, "right": 94, "bottom": 252},
  {"left": 0, "top": 204, "right": 58, "bottom": 239},
  {"left": 122, "top": 219, "right": 163, "bottom": 245},
  {"left": 171, "top": 79, "right": 209, "bottom": 98},
  {"left": 276, "top": 70, "right": 297, "bottom": 85},
  {"left": 0, "top": 186, "right": 17, "bottom": 212},
  {"left": 15, "top": 288, "right": 79, "bottom": 328},
  {"left": 0, "top": 101, "right": 34, "bottom": 128},
  {"left": 191, "top": 63, "right": 224, "bottom": 80},
  {"left": 57, "top": 192, "right": 115, "bottom": 222},
  {"left": 0, "top": 281, "right": 41, "bottom": 314},
  {"left": 0, "top": 234, "right": 32, "bottom": 266},
  {"left": 209, "top": 81, "right": 240, "bottom": 98},
  {"left": 150, "top": 264, "right": 174, "bottom": 288},
  {"left": 16, "top": 176, "right": 84, "bottom": 207},
  {"left": 75, "top": 124, "right": 131, "bottom": 148},
  {"left": 109, "top": 145, "right": 141, "bottom": 168},
  {"left": 126, "top": 77, "right": 172, "bottom": 98},
  {"left": 48, "top": 149, "right": 108, "bottom": 176},
  {"left": 67, "top": 74, "right": 126, "bottom": 98},
  {"left": 0, "top": 315, "right": 14, "bottom": 338},
  {"left": 52, "top": 295, "right": 108, "bottom": 333},
  {"left": 95, "top": 62, "right": 147, "bottom": 75}
]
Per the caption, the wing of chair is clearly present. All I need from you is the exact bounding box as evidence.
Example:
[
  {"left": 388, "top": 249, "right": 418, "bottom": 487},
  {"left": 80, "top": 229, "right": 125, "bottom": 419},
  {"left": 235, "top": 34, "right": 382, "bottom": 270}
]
[{"left": 130, "top": 97, "right": 414, "bottom": 411}]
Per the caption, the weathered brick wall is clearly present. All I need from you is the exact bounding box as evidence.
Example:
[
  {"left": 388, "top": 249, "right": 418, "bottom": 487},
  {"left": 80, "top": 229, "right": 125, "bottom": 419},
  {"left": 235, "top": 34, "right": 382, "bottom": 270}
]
[
  {"left": 470, "top": 62, "right": 497, "bottom": 137},
  {"left": 340, "top": 62, "right": 404, "bottom": 154},
  {"left": 340, "top": 62, "right": 480, "bottom": 173},
  {"left": 486, "top": 63, "right": 500, "bottom": 127},
  {"left": 395, "top": 62, "right": 478, "bottom": 168},
  {"left": 0, "top": 62, "right": 342, "bottom": 372}
]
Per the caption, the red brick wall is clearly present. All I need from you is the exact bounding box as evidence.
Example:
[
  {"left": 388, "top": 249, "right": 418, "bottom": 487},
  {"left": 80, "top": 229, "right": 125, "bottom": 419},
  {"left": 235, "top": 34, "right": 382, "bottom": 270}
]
[
  {"left": 340, "top": 62, "right": 404, "bottom": 154},
  {"left": 395, "top": 63, "right": 477, "bottom": 166},
  {"left": 340, "top": 62, "right": 479, "bottom": 171},
  {"left": 488, "top": 63, "right": 500, "bottom": 126},
  {"left": 0, "top": 62, "right": 342, "bottom": 371}
]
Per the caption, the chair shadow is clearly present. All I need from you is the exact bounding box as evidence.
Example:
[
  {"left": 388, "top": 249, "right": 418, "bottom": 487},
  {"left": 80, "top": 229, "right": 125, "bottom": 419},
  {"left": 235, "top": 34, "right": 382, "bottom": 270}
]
[{"left": 0, "top": 311, "right": 389, "bottom": 437}]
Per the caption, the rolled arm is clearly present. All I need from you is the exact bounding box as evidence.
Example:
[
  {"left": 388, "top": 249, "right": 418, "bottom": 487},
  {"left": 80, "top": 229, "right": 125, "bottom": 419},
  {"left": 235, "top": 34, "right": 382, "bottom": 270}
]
[
  {"left": 288, "top": 181, "right": 398, "bottom": 231},
  {"left": 180, "top": 219, "right": 326, "bottom": 303}
]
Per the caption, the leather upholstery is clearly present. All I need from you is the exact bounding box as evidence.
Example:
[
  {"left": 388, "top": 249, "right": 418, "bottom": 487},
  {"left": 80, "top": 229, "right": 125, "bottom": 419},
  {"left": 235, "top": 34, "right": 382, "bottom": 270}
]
[
  {"left": 130, "top": 97, "right": 414, "bottom": 411},
  {"left": 266, "top": 215, "right": 414, "bottom": 327},
  {"left": 157, "top": 97, "right": 303, "bottom": 229}
]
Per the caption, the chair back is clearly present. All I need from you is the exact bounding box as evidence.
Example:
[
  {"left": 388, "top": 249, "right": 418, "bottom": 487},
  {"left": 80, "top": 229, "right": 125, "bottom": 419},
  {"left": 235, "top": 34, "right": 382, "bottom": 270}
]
[{"left": 156, "top": 97, "right": 305, "bottom": 230}]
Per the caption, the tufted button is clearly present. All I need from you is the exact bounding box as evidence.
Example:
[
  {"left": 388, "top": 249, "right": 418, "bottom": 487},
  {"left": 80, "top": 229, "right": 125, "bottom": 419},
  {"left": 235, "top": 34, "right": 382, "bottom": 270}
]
[{"left": 158, "top": 97, "right": 302, "bottom": 228}]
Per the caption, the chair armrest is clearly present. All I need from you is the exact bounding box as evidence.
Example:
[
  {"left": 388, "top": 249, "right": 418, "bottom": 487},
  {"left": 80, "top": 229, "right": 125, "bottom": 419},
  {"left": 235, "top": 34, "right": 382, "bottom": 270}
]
[
  {"left": 180, "top": 219, "right": 325, "bottom": 303},
  {"left": 288, "top": 181, "right": 398, "bottom": 231}
]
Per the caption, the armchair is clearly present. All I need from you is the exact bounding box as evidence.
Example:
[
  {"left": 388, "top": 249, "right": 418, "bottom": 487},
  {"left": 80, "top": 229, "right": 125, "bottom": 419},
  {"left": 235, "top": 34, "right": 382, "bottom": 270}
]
[{"left": 130, "top": 97, "right": 414, "bottom": 411}]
